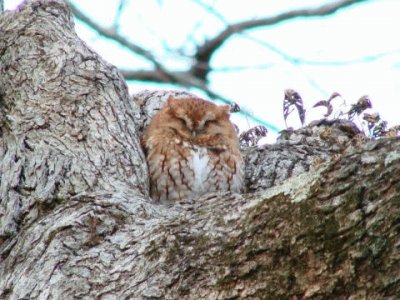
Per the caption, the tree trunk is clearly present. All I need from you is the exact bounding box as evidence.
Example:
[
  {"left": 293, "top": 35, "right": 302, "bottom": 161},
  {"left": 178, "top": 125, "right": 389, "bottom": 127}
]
[{"left": 1, "top": 1, "right": 399, "bottom": 299}]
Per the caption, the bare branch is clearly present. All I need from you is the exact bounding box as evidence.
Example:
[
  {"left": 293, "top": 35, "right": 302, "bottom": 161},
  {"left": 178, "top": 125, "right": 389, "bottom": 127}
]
[
  {"left": 66, "top": 0, "right": 370, "bottom": 134},
  {"left": 121, "top": 69, "right": 280, "bottom": 133},
  {"left": 192, "top": 0, "right": 228, "bottom": 24},
  {"left": 66, "top": 0, "right": 166, "bottom": 71},
  {"left": 120, "top": 69, "right": 232, "bottom": 106},
  {"left": 67, "top": 1, "right": 223, "bottom": 104},
  {"left": 193, "top": 0, "right": 371, "bottom": 79},
  {"left": 112, "top": 0, "right": 128, "bottom": 31},
  {"left": 120, "top": 69, "right": 190, "bottom": 83}
]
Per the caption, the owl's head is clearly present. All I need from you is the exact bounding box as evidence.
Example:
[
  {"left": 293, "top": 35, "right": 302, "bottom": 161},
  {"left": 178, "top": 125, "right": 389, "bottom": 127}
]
[{"left": 166, "top": 96, "right": 233, "bottom": 138}]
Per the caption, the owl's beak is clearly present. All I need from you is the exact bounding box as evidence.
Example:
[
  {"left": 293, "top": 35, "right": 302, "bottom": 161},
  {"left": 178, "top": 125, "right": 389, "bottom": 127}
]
[{"left": 192, "top": 131, "right": 197, "bottom": 137}]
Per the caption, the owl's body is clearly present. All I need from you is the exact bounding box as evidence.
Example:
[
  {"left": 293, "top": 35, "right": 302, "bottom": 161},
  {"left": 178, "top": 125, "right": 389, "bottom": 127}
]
[{"left": 141, "top": 96, "right": 244, "bottom": 203}]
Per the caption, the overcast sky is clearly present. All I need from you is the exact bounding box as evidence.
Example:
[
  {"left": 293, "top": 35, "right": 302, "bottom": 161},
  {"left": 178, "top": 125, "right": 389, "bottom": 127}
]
[{"left": 5, "top": 0, "right": 400, "bottom": 140}]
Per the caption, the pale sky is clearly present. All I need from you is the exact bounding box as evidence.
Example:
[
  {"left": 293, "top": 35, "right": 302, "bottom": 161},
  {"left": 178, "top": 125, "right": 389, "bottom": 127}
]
[{"left": 5, "top": 0, "right": 400, "bottom": 141}]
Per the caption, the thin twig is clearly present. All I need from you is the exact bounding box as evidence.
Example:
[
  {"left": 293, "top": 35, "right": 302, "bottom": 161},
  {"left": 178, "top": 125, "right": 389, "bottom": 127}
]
[
  {"left": 193, "top": 0, "right": 370, "bottom": 78},
  {"left": 67, "top": 1, "right": 165, "bottom": 71}
]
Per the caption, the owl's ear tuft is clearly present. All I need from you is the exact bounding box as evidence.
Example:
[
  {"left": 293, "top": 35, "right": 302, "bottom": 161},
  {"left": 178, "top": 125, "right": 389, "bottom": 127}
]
[
  {"left": 220, "top": 105, "right": 231, "bottom": 117},
  {"left": 166, "top": 96, "right": 179, "bottom": 114},
  {"left": 167, "top": 97, "right": 186, "bottom": 117},
  {"left": 167, "top": 95, "right": 176, "bottom": 106}
]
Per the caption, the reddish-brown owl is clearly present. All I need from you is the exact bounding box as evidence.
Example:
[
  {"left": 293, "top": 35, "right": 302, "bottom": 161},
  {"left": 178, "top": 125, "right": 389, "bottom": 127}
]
[{"left": 141, "top": 96, "right": 244, "bottom": 203}]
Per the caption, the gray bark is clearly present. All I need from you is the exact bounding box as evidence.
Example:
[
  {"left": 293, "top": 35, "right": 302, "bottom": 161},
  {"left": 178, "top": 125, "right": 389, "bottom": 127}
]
[{"left": 1, "top": 1, "right": 399, "bottom": 299}]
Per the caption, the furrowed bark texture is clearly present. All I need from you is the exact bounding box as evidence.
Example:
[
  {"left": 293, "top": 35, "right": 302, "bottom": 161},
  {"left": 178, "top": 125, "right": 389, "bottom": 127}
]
[
  {"left": 1, "top": 1, "right": 399, "bottom": 299},
  {"left": 0, "top": 0, "right": 148, "bottom": 238}
]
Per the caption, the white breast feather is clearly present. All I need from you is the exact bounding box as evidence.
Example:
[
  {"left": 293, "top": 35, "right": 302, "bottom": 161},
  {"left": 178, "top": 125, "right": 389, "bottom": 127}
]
[{"left": 190, "top": 147, "right": 210, "bottom": 195}]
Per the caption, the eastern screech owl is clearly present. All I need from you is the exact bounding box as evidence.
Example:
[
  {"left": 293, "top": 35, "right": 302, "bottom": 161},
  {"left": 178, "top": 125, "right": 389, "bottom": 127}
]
[{"left": 141, "top": 96, "right": 244, "bottom": 203}]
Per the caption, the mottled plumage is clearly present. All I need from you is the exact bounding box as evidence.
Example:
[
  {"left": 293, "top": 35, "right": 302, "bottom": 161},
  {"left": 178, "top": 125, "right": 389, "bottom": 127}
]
[{"left": 141, "top": 96, "right": 244, "bottom": 203}]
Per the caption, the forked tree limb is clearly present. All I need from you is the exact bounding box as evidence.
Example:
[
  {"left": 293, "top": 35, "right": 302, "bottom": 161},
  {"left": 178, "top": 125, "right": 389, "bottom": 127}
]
[{"left": 0, "top": 1, "right": 398, "bottom": 299}]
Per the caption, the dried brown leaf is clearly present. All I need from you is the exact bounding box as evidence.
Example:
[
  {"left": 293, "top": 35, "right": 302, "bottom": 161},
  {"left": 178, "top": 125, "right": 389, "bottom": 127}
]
[
  {"left": 230, "top": 102, "right": 241, "bottom": 113},
  {"left": 239, "top": 125, "right": 268, "bottom": 147},
  {"left": 327, "top": 92, "right": 341, "bottom": 102},
  {"left": 348, "top": 95, "right": 372, "bottom": 120},
  {"left": 283, "top": 89, "right": 305, "bottom": 127},
  {"left": 363, "top": 112, "right": 380, "bottom": 128},
  {"left": 385, "top": 125, "right": 400, "bottom": 137},
  {"left": 313, "top": 100, "right": 333, "bottom": 117}
]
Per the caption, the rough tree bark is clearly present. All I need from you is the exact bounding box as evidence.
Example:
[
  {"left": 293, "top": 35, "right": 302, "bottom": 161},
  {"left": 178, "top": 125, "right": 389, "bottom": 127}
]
[{"left": 0, "top": 1, "right": 399, "bottom": 299}]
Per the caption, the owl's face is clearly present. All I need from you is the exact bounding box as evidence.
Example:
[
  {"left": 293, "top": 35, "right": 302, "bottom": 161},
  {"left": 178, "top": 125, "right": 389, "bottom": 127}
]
[{"left": 165, "top": 97, "right": 236, "bottom": 144}]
